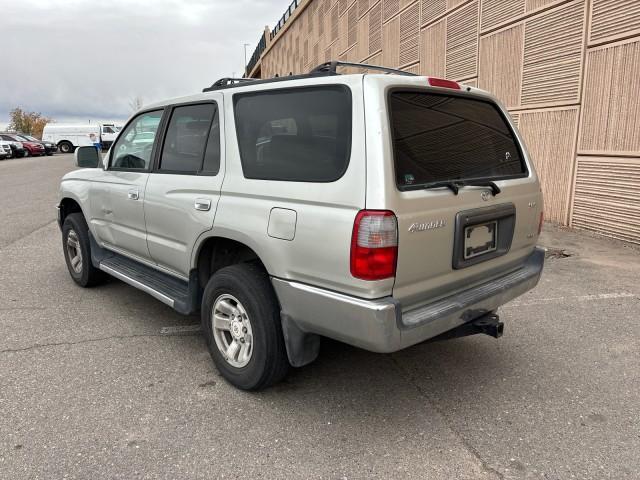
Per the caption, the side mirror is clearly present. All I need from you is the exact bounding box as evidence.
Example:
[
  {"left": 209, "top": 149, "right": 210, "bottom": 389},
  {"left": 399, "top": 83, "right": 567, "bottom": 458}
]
[{"left": 74, "top": 146, "right": 100, "bottom": 168}]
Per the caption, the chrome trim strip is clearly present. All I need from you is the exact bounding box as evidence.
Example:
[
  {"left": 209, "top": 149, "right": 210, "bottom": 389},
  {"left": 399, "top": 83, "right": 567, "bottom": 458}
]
[
  {"left": 277, "top": 280, "right": 396, "bottom": 311},
  {"left": 99, "top": 263, "right": 175, "bottom": 308}
]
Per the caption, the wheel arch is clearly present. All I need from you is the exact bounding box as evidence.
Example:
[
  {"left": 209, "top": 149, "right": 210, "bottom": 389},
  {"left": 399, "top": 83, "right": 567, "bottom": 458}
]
[
  {"left": 193, "top": 232, "right": 273, "bottom": 288},
  {"left": 59, "top": 196, "right": 84, "bottom": 225}
]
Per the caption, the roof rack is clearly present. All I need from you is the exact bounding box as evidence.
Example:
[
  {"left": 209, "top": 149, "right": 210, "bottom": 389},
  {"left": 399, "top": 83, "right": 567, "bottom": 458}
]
[
  {"left": 203, "top": 77, "right": 255, "bottom": 92},
  {"left": 309, "top": 61, "right": 417, "bottom": 76},
  {"left": 202, "top": 60, "right": 415, "bottom": 92}
]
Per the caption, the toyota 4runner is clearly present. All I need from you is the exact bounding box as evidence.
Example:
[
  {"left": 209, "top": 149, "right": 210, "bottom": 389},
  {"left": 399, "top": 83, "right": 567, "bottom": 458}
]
[{"left": 57, "top": 61, "right": 544, "bottom": 390}]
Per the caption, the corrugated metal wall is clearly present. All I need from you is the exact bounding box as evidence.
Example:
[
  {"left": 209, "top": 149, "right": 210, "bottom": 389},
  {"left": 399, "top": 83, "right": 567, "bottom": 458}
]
[{"left": 253, "top": 0, "right": 640, "bottom": 244}]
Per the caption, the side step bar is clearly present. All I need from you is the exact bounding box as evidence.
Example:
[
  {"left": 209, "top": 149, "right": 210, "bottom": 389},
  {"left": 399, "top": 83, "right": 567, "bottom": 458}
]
[{"left": 90, "top": 235, "right": 199, "bottom": 315}]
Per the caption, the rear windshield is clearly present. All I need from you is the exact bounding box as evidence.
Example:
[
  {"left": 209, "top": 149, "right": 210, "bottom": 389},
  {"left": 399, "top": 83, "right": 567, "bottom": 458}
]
[
  {"left": 389, "top": 91, "right": 526, "bottom": 190},
  {"left": 234, "top": 86, "right": 352, "bottom": 182}
]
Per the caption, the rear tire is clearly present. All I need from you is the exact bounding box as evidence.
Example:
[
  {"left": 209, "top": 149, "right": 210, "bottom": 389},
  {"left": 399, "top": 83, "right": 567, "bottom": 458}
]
[
  {"left": 59, "top": 142, "right": 73, "bottom": 154},
  {"left": 23, "top": 150, "right": 29, "bottom": 157},
  {"left": 62, "top": 213, "right": 107, "bottom": 287},
  {"left": 201, "top": 263, "right": 289, "bottom": 390}
]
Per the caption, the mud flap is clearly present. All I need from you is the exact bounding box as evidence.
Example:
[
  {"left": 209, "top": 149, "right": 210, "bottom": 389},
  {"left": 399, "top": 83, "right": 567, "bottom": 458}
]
[{"left": 281, "top": 314, "right": 321, "bottom": 367}]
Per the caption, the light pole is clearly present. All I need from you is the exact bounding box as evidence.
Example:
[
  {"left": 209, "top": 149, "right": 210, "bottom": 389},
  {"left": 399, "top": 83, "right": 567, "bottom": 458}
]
[{"left": 243, "top": 43, "right": 250, "bottom": 77}]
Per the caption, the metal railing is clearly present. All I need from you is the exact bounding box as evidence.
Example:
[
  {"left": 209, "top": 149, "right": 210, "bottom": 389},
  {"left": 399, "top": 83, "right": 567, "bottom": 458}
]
[
  {"left": 245, "top": 0, "right": 304, "bottom": 76},
  {"left": 270, "top": 0, "right": 301, "bottom": 40},
  {"left": 246, "top": 33, "right": 267, "bottom": 76}
]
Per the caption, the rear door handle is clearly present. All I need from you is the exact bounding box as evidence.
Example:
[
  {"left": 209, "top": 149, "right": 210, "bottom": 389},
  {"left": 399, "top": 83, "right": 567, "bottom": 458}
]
[
  {"left": 128, "top": 189, "right": 139, "bottom": 200},
  {"left": 194, "top": 198, "right": 211, "bottom": 211}
]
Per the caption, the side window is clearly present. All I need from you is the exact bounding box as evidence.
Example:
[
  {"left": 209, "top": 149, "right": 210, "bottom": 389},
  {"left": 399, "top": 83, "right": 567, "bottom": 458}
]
[
  {"left": 103, "top": 126, "right": 115, "bottom": 134},
  {"left": 233, "top": 86, "right": 352, "bottom": 182},
  {"left": 111, "top": 110, "right": 162, "bottom": 170},
  {"left": 159, "top": 103, "right": 219, "bottom": 174}
]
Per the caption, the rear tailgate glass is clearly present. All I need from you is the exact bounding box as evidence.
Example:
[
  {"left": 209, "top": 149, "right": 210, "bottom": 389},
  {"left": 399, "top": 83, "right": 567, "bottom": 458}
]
[{"left": 389, "top": 91, "right": 527, "bottom": 190}]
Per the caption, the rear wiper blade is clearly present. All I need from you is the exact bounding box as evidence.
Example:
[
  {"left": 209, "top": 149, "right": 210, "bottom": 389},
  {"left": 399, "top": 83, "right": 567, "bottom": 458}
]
[
  {"left": 421, "top": 180, "right": 501, "bottom": 196},
  {"left": 459, "top": 180, "right": 501, "bottom": 196},
  {"left": 422, "top": 181, "right": 461, "bottom": 195}
]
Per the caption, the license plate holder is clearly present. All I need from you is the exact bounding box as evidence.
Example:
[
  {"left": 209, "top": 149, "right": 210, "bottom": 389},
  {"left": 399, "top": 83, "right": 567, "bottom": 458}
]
[
  {"left": 464, "top": 221, "right": 497, "bottom": 260},
  {"left": 452, "top": 204, "right": 516, "bottom": 269}
]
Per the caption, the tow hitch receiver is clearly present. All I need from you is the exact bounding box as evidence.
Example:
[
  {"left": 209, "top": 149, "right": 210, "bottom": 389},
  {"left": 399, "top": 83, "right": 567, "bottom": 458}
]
[
  {"left": 472, "top": 313, "right": 504, "bottom": 338},
  {"left": 429, "top": 312, "right": 504, "bottom": 342}
]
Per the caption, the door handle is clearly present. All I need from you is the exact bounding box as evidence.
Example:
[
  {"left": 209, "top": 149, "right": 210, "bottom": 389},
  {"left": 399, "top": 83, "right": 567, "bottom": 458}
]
[
  {"left": 128, "top": 189, "right": 139, "bottom": 200},
  {"left": 194, "top": 198, "right": 211, "bottom": 211}
]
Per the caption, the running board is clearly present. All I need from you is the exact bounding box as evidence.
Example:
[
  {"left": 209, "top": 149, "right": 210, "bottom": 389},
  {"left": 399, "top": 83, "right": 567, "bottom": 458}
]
[{"left": 90, "top": 236, "right": 199, "bottom": 315}]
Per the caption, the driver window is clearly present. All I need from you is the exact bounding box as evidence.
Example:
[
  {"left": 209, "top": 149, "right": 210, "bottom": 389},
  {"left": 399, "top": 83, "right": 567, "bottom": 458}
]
[{"left": 111, "top": 111, "right": 163, "bottom": 170}]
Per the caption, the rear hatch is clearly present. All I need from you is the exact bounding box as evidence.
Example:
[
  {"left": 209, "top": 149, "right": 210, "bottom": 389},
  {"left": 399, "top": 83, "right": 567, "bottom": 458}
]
[{"left": 364, "top": 77, "right": 543, "bottom": 309}]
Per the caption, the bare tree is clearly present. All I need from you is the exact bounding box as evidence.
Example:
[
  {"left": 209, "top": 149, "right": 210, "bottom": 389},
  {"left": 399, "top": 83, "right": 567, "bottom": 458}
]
[{"left": 129, "top": 96, "right": 144, "bottom": 112}]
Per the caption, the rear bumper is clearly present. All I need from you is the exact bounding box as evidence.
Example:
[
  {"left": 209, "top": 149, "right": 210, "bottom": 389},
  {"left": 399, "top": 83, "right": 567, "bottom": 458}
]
[{"left": 272, "top": 247, "right": 545, "bottom": 353}]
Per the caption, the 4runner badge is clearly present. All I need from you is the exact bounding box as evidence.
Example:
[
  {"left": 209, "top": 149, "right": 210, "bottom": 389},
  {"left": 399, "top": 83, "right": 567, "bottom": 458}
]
[{"left": 409, "top": 219, "right": 446, "bottom": 233}]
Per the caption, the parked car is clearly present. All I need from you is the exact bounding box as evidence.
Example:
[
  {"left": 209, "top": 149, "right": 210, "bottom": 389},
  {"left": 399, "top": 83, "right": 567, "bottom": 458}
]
[
  {"left": 0, "top": 134, "right": 26, "bottom": 158},
  {"left": 17, "top": 134, "right": 57, "bottom": 155},
  {"left": 0, "top": 140, "right": 12, "bottom": 159},
  {"left": 42, "top": 123, "right": 119, "bottom": 153},
  {"left": 1, "top": 133, "right": 45, "bottom": 156},
  {"left": 56, "top": 61, "right": 544, "bottom": 391}
]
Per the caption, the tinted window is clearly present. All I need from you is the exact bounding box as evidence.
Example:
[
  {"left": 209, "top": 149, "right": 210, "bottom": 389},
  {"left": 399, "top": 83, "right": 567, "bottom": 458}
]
[
  {"left": 234, "top": 86, "right": 352, "bottom": 182},
  {"left": 389, "top": 92, "right": 526, "bottom": 189},
  {"left": 111, "top": 110, "right": 163, "bottom": 170},
  {"left": 159, "top": 103, "right": 218, "bottom": 174}
]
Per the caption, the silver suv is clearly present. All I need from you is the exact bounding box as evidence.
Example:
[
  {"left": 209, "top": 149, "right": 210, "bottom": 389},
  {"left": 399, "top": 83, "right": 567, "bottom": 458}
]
[{"left": 57, "top": 61, "right": 544, "bottom": 390}]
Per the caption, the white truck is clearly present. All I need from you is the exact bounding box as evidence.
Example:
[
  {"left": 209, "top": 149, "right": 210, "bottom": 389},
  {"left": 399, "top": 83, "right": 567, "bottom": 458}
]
[{"left": 42, "top": 123, "right": 119, "bottom": 153}]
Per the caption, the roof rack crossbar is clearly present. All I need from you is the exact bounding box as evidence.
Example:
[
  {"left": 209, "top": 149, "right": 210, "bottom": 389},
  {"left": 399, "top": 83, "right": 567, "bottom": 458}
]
[{"left": 309, "top": 61, "right": 417, "bottom": 76}]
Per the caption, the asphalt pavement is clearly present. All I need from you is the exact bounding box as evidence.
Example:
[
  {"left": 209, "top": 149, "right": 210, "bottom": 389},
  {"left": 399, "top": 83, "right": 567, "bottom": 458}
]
[{"left": 0, "top": 154, "right": 638, "bottom": 479}]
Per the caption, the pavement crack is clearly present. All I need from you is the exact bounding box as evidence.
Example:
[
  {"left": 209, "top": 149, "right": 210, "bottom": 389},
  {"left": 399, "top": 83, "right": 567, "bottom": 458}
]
[
  {"left": 388, "top": 354, "right": 505, "bottom": 480},
  {"left": 0, "top": 220, "right": 57, "bottom": 251},
  {"left": 0, "top": 331, "right": 198, "bottom": 354}
]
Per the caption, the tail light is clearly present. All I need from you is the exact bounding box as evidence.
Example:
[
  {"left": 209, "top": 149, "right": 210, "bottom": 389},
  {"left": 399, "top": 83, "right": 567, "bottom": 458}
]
[
  {"left": 350, "top": 210, "right": 398, "bottom": 280},
  {"left": 537, "top": 211, "right": 544, "bottom": 235},
  {"left": 427, "top": 77, "right": 461, "bottom": 90}
]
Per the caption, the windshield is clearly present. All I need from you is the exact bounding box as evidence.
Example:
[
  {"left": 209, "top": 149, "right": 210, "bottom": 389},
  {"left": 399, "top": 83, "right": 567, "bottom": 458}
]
[{"left": 389, "top": 91, "right": 527, "bottom": 190}]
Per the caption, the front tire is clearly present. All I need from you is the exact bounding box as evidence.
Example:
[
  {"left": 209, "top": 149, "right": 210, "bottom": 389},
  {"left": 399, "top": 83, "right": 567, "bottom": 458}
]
[
  {"left": 62, "top": 213, "right": 106, "bottom": 287},
  {"left": 201, "top": 263, "right": 289, "bottom": 390}
]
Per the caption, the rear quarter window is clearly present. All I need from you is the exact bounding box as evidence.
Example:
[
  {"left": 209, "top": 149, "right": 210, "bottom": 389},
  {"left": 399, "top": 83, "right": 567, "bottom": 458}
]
[
  {"left": 389, "top": 91, "right": 527, "bottom": 190},
  {"left": 233, "top": 86, "right": 352, "bottom": 182}
]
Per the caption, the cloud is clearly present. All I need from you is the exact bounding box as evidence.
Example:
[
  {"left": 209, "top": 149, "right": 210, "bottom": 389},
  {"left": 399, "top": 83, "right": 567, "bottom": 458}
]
[{"left": 0, "top": 0, "right": 285, "bottom": 123}]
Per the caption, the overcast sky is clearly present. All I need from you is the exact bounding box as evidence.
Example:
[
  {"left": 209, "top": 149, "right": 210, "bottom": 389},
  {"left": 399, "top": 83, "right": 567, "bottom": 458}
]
[{"left": 1, "top": 0, "right": 287, "bottom": 127}]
